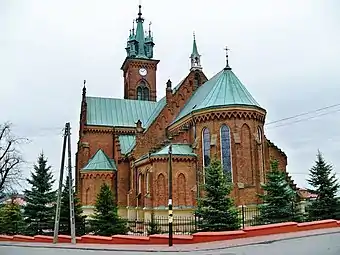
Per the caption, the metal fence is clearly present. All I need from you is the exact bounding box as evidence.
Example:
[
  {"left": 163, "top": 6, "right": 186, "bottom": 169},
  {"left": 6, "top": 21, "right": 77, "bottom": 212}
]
[
  {"left": 124, "top": 206, "right": 262, "bottom": 236},
  {"left": 4, "top": 203, "right": 339, "bottom": 236}
]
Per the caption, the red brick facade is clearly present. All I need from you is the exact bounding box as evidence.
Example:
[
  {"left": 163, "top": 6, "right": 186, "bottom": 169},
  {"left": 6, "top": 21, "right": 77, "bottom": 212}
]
[
  {"left": 74, "top": 6, "right": 296, "bottom": 219},
  {"left": 75, "top": 73, "right": 291, "bottom": 217}
]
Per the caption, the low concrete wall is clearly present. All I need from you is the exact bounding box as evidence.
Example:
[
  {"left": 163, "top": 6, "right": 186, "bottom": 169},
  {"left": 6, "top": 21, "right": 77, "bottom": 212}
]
[{"left": 0, "top": 219, "right": 339, "bottom": 245}]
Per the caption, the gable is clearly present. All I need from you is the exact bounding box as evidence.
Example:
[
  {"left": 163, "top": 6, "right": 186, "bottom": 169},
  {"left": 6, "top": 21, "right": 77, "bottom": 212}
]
[{"left": 82, "top": 149, "right": 117, "bottom": 171}]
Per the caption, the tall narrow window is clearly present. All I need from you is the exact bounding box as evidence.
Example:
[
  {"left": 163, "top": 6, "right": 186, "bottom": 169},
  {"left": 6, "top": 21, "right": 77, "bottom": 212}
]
[
  {"left": 220, "top": 124, "right": 232, "bottom": 179},
  {"left": 202, "top": 128, "right": 211, "bottom": 167},
  {"left": 146, "top": 171, "right": 150, "bottom": 193},
  {"left": 138, "top": 174, "right": 142, "bottom": 194},
  {"left": 257, "top": 126, "right": 265, "bottom": 183},
  {"left": 136, "top": 81, "right": 150, "bottom": 101},
  {"left": 137, "top": 87, "right": 142, "bottom": 100},
  {"left": 194, "top": 72, "right": 201, "bottom": 88}
]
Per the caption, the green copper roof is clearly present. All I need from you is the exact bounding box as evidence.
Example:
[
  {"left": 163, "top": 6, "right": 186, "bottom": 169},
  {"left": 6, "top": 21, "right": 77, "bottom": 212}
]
[
  {"left": 172, "top": 68, "right": 261, "bottom": 124},
  {"left": 125, "top": 5, "right": 154, "bottom": 59},
  {"left": 134, "top": 144, "right": 196, "bottom": 163},
  {"left": 86, "top": 97, "right": 158, "bottom": 127},
  {"left": 144, "top": 97, "right": 166, "bottom": 129},
  {"left": 135, "top": 15, "right": 146, "bottom": 58},
  {"left": 191, "top": 35, "right": 199, "bottom": 57},
  {"left": 83, "top": 149, "right": 117, "bottom": 171},
  {"left": 152, "top": 144, "right": 196, "bottom": 157},
  {"left": 118, "top": 135, "right": 136, "bottom": 155}
]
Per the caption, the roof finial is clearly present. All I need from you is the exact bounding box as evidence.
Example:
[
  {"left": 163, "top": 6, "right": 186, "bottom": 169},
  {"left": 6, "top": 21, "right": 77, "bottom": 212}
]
[
  {"left": 132, "top": 20, "right": 135, "bottom": 35},
  {"left": 193, "top": 31, "right": 196, "bottom": 40},
  {"left": 137, "top": 3, "right": 143, "bottom": 21},
  {"left": 82, "top": 80, "right": 86, "bottom": 98},
  {"left": 148, "top": 21, "right": 152, "bottom": 37},
  {"left": 224, "top": 46, "right": 231, "bottom": 70}
]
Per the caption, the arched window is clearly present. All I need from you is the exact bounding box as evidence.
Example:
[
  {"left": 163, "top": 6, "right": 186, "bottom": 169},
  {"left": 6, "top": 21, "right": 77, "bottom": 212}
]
[
  {"left": 146, "top": 171, "right": 150, "bottom": 194},
  {"left": 202, "top": 128, "right": 211, "bottom": 168},
  {"left": 220, "top": 124, "right": 232, "bottom": 178},
  {"left": 138, "top": 174, "right": 142, "bottom": 194},
  {"left": 136, "top": 81, "right": 150, "bottom": 101}
]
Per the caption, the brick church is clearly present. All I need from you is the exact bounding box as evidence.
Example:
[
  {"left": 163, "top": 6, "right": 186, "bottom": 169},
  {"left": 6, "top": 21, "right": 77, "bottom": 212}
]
[{"left": 75, "top": 5, "right": 296, "bottom": 220}]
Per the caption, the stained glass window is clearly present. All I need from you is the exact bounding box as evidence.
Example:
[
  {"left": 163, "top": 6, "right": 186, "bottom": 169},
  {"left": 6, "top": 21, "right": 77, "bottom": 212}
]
[
  {"left": 220, "top": 125, "right": 232, "bottom": 175},
  {"left": 202, "top": 128, "right": 211, "bottom": 167}
]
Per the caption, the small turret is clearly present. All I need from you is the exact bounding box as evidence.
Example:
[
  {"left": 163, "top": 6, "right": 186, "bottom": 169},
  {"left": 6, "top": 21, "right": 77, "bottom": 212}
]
[{"left": 190, "top": 32, "right": 202, "bottom": 71}]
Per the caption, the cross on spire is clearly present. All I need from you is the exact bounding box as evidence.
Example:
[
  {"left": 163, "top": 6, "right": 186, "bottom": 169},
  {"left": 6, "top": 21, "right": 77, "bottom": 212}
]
[{"left": 224, "top": 46, "right": 231, "bottom": 70}]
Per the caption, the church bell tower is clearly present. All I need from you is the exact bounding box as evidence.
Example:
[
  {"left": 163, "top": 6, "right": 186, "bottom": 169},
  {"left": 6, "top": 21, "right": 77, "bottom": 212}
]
[{"left": 121, "top": 5, "right": 159, "bottom": 101}]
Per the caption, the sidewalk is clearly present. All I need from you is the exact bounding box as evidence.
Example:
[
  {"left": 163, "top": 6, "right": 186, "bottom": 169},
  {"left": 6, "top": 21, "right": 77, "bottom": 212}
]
[{"left": 1, "top": 227, "right": 339, "bottom": 252}]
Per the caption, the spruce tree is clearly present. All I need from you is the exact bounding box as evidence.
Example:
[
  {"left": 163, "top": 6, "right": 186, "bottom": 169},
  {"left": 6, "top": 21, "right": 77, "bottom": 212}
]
[
  {"left": 307, "top": 151, "right": 340, "bottom": 220},
  {"left": 195, "top": 158, "right": 240, "bottom": 231},
  {"left": 256, "top": 160, "right": 302, "bottom": 224},
  {"left": 89, "top": 183, "right": 127, "bottom": 236},
  {"left": 24, "top": 152, "right": 56, "bottom": 235},
  {"left": 147, "top": 212, "right": 161, "bottom": 235},
  {"left": 0, "top": 198, "right": 24, "bottom": 235},
  {"left": 59, "top": 176, "right": 86, "bottom": 236}
]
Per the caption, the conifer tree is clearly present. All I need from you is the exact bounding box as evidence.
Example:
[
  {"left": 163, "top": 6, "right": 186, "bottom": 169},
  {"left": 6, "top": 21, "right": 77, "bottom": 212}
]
[
  {"left": 89, "top": 183, "right": 127, "bottom": 236},
  {"left": 24, "top": 152, "right": 56, "bottom": 235},
  {"left": 195, "top": 158, "right": 240, "bottom": 231},
  {"left": 307, "top": 151, "right": 340, "bottom": 220},
  {"left": 147, "top": 212, "right": 161, "bottom": 235},
  {"left": 59, "top": 175, "right": 86, "bottom": 236},
  {"left": 0, "top": 198, "right": 24, "bottom": 235},
  {"left": 256, "top": 160, "right": 302, "bottom": 224}
]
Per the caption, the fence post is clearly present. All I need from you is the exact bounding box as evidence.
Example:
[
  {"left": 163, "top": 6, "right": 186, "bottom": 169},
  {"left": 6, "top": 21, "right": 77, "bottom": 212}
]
[
  {"left": 194, "top": 212, "right": 197, "bottom": 232},
  {"left": 241, "top": 205, "right": 245, "bottom": 229}
]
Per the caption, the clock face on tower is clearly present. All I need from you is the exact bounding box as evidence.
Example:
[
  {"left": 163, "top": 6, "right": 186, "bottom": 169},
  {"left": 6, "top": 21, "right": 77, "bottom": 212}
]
[{"left": 139, "top": 68, "right": 147, "bottom": 76}]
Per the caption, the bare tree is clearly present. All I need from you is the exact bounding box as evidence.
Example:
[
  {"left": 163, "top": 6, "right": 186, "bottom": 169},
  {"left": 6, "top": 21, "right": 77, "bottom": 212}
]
[{"left": 0, "top": 122, "right": 28, "bottom": 194}]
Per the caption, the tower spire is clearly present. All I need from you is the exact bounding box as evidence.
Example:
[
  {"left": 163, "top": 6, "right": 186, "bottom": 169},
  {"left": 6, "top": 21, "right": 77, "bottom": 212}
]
[
  {"left": 135, "top": 4, "right": 146, "bottom": 58},
  {"left": 124, "top": 4, "right": 155, "bottom": 59},
  {"left": 190, "top": 32, "right": 202, "bottom": 71},
  {"left": 224, "top": 46, "right": 231, "bottom": 70}
]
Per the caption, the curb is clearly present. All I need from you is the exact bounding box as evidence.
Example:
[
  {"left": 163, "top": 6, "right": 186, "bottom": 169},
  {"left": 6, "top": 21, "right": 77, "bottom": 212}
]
[
  {"left": 0, "top": 219, "right": 340, "bottom": 247},
  {"left": 1, "top": 228, "right": 340, "bottom": 252}
]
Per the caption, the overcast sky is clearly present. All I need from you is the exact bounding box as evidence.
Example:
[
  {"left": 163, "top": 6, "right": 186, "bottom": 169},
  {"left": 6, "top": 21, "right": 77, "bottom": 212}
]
[{"left": 1, "top": 0, "right": 340, "bottom": 192}]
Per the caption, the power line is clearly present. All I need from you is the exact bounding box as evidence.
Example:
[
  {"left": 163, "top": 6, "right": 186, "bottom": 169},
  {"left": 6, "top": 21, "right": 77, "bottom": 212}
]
[
  {"left": 265, "top": 108, "right": 340, "bottom": 130},
  {"left": 265, "top": 103, "right": 340, "bottom": 126}
]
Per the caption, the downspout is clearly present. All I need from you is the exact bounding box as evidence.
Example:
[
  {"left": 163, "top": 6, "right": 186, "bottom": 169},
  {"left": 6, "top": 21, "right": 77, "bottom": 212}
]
[
  {"left": 113, "top": 126, "right": 118, "bottom": 206},
  {"left": 191, "top": 113, "right": 200, "bottom": 203}
]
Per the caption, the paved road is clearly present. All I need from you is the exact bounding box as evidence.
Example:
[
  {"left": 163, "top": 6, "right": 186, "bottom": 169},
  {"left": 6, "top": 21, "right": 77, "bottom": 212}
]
[{"left": 1, "top": 231, "right": 339, "bottom": 255}]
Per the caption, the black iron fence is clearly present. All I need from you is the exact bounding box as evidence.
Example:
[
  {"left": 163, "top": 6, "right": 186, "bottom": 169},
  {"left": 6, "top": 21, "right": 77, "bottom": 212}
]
[{"left": 3, "top": 203, "right": 340, "bottom": 236}]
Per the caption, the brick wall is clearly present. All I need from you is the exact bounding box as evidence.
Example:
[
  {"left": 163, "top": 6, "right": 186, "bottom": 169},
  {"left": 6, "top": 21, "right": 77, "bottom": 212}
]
[
  {"left": 80, "top": 172, "right": 114, "bottom": 205},
  {"left": 133, "top": 70, "right": 208, "bottom": 160},
  {"left": 131, "top": 158, "right": 197, "bottom": 209}
]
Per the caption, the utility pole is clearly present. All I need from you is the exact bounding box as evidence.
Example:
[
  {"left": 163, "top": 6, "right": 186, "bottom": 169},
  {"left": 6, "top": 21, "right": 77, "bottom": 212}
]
[
  {"left": 53, "top": 122, "right": 76, "bottom": 244},
  {"left": 53, "top": 125, "right": 67, "bottom": 244},
  {"left": 67, "top": 123, "right": 76, "bottom": 244},
  {"left": 168, "top": 144, "right": 173, "bottom": 247}
]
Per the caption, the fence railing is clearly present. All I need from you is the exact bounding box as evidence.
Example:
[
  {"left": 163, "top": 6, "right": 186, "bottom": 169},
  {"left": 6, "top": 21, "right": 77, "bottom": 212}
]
[{"left": 3, "top": 203, "right": 340, "bottom": 236}]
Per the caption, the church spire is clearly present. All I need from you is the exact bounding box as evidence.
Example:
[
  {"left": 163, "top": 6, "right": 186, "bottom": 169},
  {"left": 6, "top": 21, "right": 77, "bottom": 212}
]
[
  {"left": 135, "top": 4, "right": 146, "bottom": 57},
  {"left": 125, "top": 4, "right": 154, "bottom": 59},
  {"left": 190, "top": 32, "right": 202, "bottom": 71}
]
